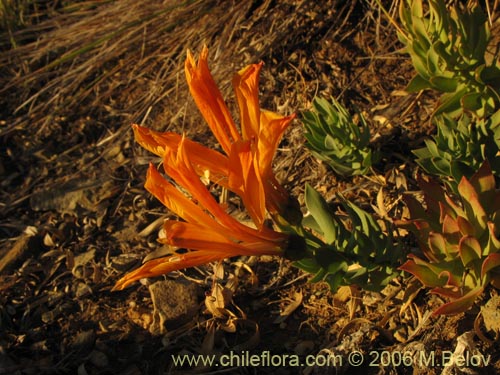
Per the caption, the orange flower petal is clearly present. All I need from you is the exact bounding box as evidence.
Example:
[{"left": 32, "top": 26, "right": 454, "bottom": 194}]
[
  {"left": 133, "top": 124, "right": 230, "bottom": 181},
  {"left": 257, "top": 110, "right": 296, "bottom": 178},
  {"left": 132, "top": 123, "right": 180, "bottom": 157},
  {"left": 164, "top": 221, "right": 283, "bottom": 256},
  {"left": 145, "top": 163, "right": 224, "bottom": 231},
  {"left": 228, "top": 140, "right": 266, "bottom": 228},
  {"left": 163, "top": 137, "right": 286, "bottom": 242},
  {"left": 232, "top": 62, "right": 263, "bottom": 140},
  {"left": 114, "top": 48, "right": 299, "bottom": 291},
  {"left": 112, "top": 250, "right": 229, "bottom": 290},
  {"left": 185, "top": 46, "right": 240, "bottom": 154}
]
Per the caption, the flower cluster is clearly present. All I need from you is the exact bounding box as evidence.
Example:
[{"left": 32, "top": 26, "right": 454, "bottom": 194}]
[{"left": 113, "top": 46, "right": 302, "bottom": 290}]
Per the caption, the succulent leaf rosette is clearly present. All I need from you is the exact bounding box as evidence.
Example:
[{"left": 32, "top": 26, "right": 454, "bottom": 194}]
[
  {"left": 413, "top": 110, "right": 500, "bottom": 191},
  {"left": 302, "top": 97, "right": 378, "bottom": 177},
  {"left": 398, "top": 162, "right": 500, "bottom": 315},
  {"left": 294, "top": 184, "right": 401, "bottom": 292},
  {"left": 399, "top": 0, "right": 500, "bottom": 118}
]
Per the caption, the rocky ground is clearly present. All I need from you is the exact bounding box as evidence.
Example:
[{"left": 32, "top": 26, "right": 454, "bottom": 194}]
[{"left": 1, "top": 1, "right": 499, "bottom": 374}]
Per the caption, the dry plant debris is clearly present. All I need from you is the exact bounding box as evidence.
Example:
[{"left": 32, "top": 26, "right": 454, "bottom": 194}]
[{"left": 1, "top": 1, "right": 499, "bottom": 374}]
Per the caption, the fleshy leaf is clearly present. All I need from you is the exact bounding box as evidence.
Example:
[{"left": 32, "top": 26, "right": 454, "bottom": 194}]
[
  {"left": 432, "top": 286, "right": 484, "bottom": 315},
  {"left": 486, "top": 221, "right": 500, "bottom": 254},
  {"left": 481, "top": 253, "right": 500, "bottom": 278},
  {"left": 428, "top": 232, "right": 447, "bottom": 260},
  {"left": 468, "top": 161, "right": 495, "bottom": 211},
  {"left": 406, "top": 74, "right": 431, "bottom": 92},
  {"left": 304, "top": 183, "right": 337, "bottom": 244},
  {"left": 458, "top": 235, "right": 481, "bottom": 267},
  {"left": 456, "top": 216, "right": 474, "bottom": 236},
  {"left": 430, "top": 75, "right": 458, "bottom": 92},
  {"left": 442, "top": 214, "right": 459, "bottom": 235},
  {"left": 458, "top": 175, "right": 488, "bottom": 232},
  {"left": 399, "top": 256, "right": 446, "bottom": 287}
]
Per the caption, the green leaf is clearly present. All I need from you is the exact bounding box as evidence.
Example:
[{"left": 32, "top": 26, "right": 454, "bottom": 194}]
[
  {"left": 461, "top": 92, "right": 483, "bottom": 112},
  {"left": 449, "top": 161, "right": 475, "bottom": 185},
  {"left": 294, "top": 257, "right": 320, "bottom": 274},
  {"left": 410, "top": 0, "right": 423, "bottom": 18},
  {"left": 406, "top": 73, "right": 431, "bottom": 92},
  {"left": 399, "top": 256, "right": 446, "bottom": 287},
  {"left": 435, "top": 86, "right": 468, "bottom": 116},
  {"left": 430, "top": 156, "right": 452, "bottom": 176},
  {"left": 301, "top": 214, "right": 322, "bottom": 235},
  {"left": 426, "top": 44, "right": 441, "bottom": 75},
  {"left": 410, "top": 51, "right": 432, "bottom": 80},
  {"left": 304, "top": 183, "right": 337, "bottom": 244},
  {"left": 411, "top": 17, "right": 431, "bottom": 49},
  {"left": 412, "top": 145, "right": 432, "bottom": 159},
  {"left": 324, "top": 272, "right": 345, "bottom": 292},
  {"left": 314, "top": 246, "right": 348, "bottom": 271},
  {"left": 301, "top": 96, "right": 375, "bottom": 177},
  {"left": 476, "top": 65, "right": 500, "bottom": 87},
  {"left": 458, "top": 236, "right": 482, "bottom": 267},
  {"left": 309, "top": 268, "right": 327, "bottom": 283},
  {"left": 340, "top": 197, "right": 377, "bottom": 237},
  {"left": 429, "top": 76, "right": 458, "bottom": 92}
]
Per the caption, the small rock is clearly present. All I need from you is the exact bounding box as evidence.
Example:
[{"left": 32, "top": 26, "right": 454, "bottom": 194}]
[
  {"left": 148, "top": 279, "right": 201, "bottom": 334},
  {"left": 481, "top": 295, "right": 500, "bottom": 335}
]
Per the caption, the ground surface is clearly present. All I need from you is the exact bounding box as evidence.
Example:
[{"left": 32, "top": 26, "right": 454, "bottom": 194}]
[{"left": 1, "top": 1, "right": 499, "bottom": 374}]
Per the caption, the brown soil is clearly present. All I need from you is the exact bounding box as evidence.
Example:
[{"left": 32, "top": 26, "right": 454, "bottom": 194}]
[{"left": 1, "top": 1, "right": 499, "bottom": 374}]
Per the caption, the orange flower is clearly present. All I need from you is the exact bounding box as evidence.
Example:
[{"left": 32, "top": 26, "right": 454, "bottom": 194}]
[
  {"left": 132, "top": 46, "right": 297, "bottom": 227},
  {"left": 186, "top": 46, "right": 296, "bottom": 224},
  {"left": 112, "top": 139, "right": 291, "bottom": 291},
  {"left": 132, "top": 125, "right": 229, "bottom": 188},
  {"left": 113, "top": 47, "right": 306, "bottom": 291}
]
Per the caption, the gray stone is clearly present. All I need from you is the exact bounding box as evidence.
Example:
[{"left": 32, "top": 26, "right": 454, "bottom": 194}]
[{"left": 148, "top": 279, "right": 201, "bottom": 334}]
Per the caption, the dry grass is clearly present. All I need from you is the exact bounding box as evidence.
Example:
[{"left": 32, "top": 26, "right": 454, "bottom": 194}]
[{"left": 0, "top": 0, "right": 418, "bottom": 216}]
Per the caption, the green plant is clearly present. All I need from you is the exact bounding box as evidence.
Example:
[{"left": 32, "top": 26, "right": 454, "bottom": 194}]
[
  {"left": 302, "top": 97, "right": 379, "bottom": 177},
  {"left": 413, "top": 110, "right": 500, "bottom": 191},
  {"left": 398, "top": 162, "right": 500, "bottom": 315},
  {"left": 293, "top": 184, "right": 401, "bottom": 292},
  {"left": 398, "top": 0, "right": 500, "bottom": 118}
]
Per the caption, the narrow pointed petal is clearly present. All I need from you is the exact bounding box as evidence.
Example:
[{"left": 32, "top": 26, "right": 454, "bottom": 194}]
[
  {"left": 132, "top": 124, "right": 181, "bottom": 157},
  {"left": 237, "top": 110, "right": 294, "bottom": 218},
  {"left": 115, "top": 47, "right": 300, "bottom": 292},
  {"left": 133, "top": 124, "right": 229, "bottom": 182},
  {"left": 145, "top": 163, "right": 223, "bottom": 231},
  {"left": 164, "top": 221, "right": 284, "bottom": 256},
  {"left": 163, "top": 138, "right": 286, "bottom": 242},
  {"left": 112, "top": 250, "right": 230, "bottom": 291},
  {"left": 257, "top": 110, "right": 295, "bottom": 178},
  {"left": 185, "top": 46, "right": 240, "bottom": 154},
  {"left": 228, "top": 140, "right": 266, "bottom": 228},
  {"left": 233, "top": 62, "right": 263, "bottom": 140}
]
